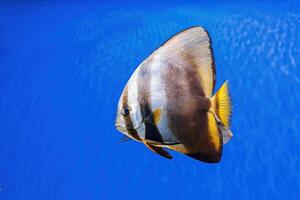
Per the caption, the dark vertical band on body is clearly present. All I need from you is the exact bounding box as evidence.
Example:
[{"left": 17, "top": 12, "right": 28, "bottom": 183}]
[
  {"left": 137, "top": 58, "right": 163, "bottom": 142},
  {"left": 164, "top": 62, "right": 207, "bottom": 146},
  {"left": 163, "top": 58, "right": 222, "bottom": 162},
  {"left": 141, "top": 103, "right": 163, "bottom": 142}
]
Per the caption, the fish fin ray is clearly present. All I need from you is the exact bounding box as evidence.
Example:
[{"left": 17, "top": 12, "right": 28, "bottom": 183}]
[
  {"left": 210, "top": 80, "right": 232, "bottom": 128},
  {"left": 120, "top": 135, "right": 132, "bottom": 143},
  {"left": 221, "top": 127, "right": 233, "bottom": 145},
  {"left": 210, "top": 112, "right": 233, "bottom": 145},
  {"left": 144, "top": 143, "right": 172, "bottom": 159},
  {"left": 144, "top": 139, "right": 181, "bottom": 146},
  {"left": 153, "top": 26, "right": 216, "bottom": 96}
]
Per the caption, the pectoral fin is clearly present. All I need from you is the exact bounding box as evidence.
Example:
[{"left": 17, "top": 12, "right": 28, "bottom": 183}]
[
  {"left": 152, "top": 108, "right": 161, "bottom": 125},
  {"left": 144, "top": 108, "right": 161, "bottom": 125},
  {"left": 120, "top": 135, "right": 132, "bottom": 143},
  {"left": 144, "top": 143, "right": 172, "bottom": 159}
]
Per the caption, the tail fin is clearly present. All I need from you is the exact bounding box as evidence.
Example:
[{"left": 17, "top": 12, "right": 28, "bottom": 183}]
[{"left": 210, "top": 81, "right": 232, "bottom": 128}]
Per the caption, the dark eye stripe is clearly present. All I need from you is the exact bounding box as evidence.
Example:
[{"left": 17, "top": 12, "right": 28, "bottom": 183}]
[
  {"left": 121, "top": 86, "right": 141, "bottom": 141},
  {"left": 122, "top": 105, "right": 130, "bottom": 116}
]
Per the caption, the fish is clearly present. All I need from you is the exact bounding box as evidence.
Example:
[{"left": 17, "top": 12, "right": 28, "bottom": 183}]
[{"left": 115, "top": 26, "right": 233, "bottom": 163}]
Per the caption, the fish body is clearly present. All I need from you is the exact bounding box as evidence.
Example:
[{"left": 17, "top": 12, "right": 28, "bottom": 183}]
[{"left": 115, "top": 26, "right": 232, "bottom": 163}]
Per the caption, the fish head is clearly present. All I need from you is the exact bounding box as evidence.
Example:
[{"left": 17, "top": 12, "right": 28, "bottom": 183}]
[{"left": 115, "top": 87, "right": 144, "bottom": 139}]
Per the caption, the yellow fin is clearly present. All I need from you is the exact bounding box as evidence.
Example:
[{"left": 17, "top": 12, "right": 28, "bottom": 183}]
[
  {"left": 210, "top": 81, "right": 232, "bottom": 128},
  {"left": 152, "top": 108, "right": 161, "bottom": 125}
]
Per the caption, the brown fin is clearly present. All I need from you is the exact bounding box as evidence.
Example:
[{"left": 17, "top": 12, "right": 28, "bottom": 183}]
[
  {"left": 186, "top": 152, "right": 221, "bottom": 163},
  {"left": 119, "top": 135, "right": 132, "bottom": 143},
  {"left": 153, "top": 26, "right": 216, "bottom": 97},
  {"left": 184, "top": 112, "right": 222, "bottom": 163},
  {"left": 144, "top": 143, "right": 172, "bottom": 159}
]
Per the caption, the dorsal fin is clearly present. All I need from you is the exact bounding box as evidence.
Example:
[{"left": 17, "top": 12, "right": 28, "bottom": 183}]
[{"left": 153, "top": 26, "right": 216, "bottom": 97}]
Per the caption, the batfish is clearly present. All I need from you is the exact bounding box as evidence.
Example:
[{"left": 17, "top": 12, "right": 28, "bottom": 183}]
[{"left": 115, "top": 26, "right": 233, "bottom": 163}]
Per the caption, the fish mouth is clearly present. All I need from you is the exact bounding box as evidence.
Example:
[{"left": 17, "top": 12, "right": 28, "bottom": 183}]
[
  {"left": 115, "top": 122, "right": 127, "bottom": 133},
  {"left": 115, "top": 120, "right": 143, "bottom": 134}
]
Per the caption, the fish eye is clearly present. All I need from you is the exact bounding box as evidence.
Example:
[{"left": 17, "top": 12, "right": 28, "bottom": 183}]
[{"left": 122, "top": 105, "right": 131, "bottom": 116}]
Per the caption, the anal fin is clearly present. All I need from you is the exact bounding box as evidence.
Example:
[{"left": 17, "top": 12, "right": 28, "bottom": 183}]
[{"left": 144, "top": 143, "right": 172, "bottom": 159}]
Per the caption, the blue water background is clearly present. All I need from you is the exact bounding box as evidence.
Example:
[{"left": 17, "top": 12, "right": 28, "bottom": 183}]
[{"left": 1, "top": 1, "right": 300, "bottom": 199}]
